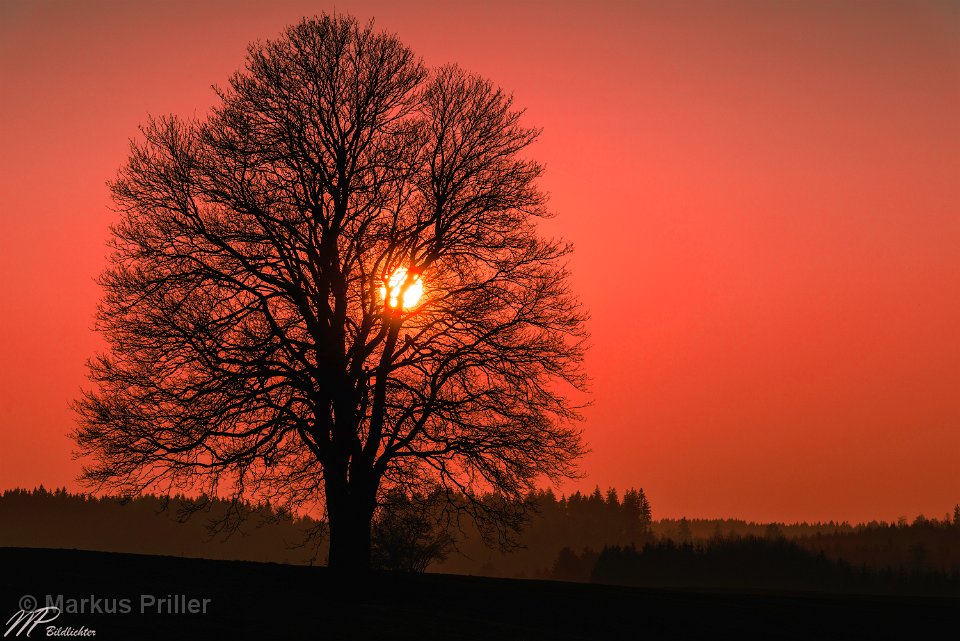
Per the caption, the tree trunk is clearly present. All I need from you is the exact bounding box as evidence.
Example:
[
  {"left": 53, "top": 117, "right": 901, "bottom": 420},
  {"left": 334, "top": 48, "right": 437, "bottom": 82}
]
[{"left": 325, "top": 479, "right": 376, "bottom": 572}]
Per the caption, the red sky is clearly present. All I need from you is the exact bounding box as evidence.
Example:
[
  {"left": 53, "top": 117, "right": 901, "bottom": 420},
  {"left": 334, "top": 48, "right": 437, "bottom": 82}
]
[{"left": 1, "top": 0, "right": 958, "bottom": 523}]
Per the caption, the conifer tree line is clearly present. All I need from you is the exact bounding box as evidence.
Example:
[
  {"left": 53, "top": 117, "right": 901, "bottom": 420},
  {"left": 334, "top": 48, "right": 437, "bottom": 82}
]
[{"left": 3, "top": 485, "right": 960, "bottom": 595}]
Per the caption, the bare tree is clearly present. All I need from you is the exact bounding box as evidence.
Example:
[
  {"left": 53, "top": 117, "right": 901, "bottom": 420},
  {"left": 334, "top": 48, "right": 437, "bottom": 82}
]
[{"left": 73, "top": 14, "right": 588, "bottom": 571}]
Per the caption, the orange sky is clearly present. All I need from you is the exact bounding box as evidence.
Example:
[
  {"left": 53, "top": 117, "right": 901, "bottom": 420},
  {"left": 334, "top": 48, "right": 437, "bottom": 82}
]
[{"left": 1, "top": 0, "right": 958, "bottom": 523}]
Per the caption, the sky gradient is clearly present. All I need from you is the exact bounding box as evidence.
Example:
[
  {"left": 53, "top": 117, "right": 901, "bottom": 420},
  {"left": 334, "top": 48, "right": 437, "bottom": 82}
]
[{"left": 1, "top": 0, "right": 958, "bottom": 523}]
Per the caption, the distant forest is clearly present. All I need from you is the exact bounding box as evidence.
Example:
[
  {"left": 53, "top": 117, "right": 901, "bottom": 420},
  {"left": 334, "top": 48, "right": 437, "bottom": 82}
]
[
  {"left": 3, "top": 486, "right": 959, "bottom": 595},
  {"left": 0, "top": 487, "right": 321, "bottom": 564}
]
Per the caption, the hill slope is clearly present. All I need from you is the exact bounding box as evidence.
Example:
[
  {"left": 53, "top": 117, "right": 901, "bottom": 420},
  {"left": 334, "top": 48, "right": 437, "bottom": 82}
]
[{"left": 1, "top": 548, "right": 956, "bottom": 640}]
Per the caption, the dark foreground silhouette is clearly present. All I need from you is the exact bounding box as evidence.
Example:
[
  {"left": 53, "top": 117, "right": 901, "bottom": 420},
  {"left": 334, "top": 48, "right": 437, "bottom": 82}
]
[{"left": 1, "top": 547, "right": 957, "bottom": 640}]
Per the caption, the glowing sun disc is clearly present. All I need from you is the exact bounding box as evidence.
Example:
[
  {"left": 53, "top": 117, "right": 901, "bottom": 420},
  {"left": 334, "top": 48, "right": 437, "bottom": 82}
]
[{"left": 380, "top": 267, "right": 423, "bottom": 309}]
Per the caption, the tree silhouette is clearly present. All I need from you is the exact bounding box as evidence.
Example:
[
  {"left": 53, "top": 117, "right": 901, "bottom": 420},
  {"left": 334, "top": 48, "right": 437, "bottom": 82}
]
[
  {"left": 370, "top": 487, "right": 453, "bottom": 573},
  {"left": 72, "top": 14, "right": 587, "bottom": 570}
]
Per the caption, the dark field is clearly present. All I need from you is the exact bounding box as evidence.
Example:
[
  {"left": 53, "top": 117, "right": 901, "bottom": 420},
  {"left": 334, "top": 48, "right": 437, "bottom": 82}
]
[{"left": 1, "top": 548, "right": 956, "bottom": 640}]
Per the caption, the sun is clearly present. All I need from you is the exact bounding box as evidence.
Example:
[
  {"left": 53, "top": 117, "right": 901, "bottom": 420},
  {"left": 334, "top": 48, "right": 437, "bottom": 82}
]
[{"left": 380, "top": 267, "right": 424, "bottom": 309}]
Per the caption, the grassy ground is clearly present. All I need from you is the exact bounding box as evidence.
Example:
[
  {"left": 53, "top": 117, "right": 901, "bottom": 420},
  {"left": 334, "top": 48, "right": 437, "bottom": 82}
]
[{"left": 0, "top": 547, "right": 956, "bottom": 640}]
